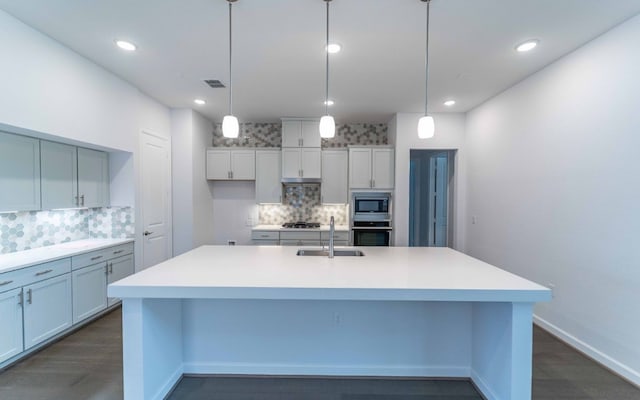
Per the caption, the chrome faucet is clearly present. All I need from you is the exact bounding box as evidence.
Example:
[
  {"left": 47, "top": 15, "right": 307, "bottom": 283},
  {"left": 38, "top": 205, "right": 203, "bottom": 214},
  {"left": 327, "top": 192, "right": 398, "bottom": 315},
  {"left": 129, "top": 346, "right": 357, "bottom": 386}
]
[{"left": 329, "top": 216, "right": 335, "bottom": 258}]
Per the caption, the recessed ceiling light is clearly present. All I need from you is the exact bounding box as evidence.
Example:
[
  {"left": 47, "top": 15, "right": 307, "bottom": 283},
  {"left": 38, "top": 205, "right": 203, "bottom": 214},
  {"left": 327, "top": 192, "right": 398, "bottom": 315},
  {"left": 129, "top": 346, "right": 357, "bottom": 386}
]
[
  {"left": 515, "top": 39, "right": 539, "bottom": 53},
  {"left": 324, "top": 100, "right": 334, "bottom": 106},
  {"left": 115, "top": 40, "right": 137, "bottom": 51},
  {"left": 194, "top": 99, "right": 206, "bottom": 105},
  {"left": 443, "top": 100, "right": 456, "bottom": 107},
  {"left": 326, "top": 43, "right": 341, "bottom": 54}
]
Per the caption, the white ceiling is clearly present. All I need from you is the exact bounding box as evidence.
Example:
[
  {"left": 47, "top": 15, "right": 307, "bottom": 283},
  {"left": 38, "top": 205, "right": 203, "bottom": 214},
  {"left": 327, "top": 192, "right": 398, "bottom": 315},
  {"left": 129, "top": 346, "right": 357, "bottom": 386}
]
[{"left": 1, "top": 0, "right": 639, "bottom": 123}]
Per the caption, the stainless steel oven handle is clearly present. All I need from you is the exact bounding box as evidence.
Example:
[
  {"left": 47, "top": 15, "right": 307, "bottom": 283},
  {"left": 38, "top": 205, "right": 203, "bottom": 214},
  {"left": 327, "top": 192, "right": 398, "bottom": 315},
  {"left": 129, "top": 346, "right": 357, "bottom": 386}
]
[{"left": 351, "top": 227, "right": 393, "bottom": 231}]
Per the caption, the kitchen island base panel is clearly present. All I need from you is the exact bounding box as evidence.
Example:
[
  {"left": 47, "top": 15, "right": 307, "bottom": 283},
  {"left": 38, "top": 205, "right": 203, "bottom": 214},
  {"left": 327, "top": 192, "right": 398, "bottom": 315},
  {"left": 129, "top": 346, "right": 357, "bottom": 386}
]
[{"left": 121, "top": 298, "right": 535, "bottom": 400}]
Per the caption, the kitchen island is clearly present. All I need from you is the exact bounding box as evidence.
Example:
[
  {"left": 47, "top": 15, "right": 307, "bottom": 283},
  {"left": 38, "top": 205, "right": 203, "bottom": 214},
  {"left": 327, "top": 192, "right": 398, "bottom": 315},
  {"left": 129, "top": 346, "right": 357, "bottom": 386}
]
[{"left": 108, "top": 245, "right": 551, "bottom": 400}]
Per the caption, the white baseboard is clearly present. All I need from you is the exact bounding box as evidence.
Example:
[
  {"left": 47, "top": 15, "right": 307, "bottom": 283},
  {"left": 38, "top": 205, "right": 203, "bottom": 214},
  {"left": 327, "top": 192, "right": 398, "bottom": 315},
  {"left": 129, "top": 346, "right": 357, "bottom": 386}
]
[
  {"left": 534, "top": 314, "right": 640, "bottom": 387},
  {"left": 470, "top": 369, "right": 500, "bottom": 400},
  {"left": 183, "top": 362, "right": 469, "bottom": 378},
  {"left": 152, "top": 363, "right": 183, "bottom": 400}
]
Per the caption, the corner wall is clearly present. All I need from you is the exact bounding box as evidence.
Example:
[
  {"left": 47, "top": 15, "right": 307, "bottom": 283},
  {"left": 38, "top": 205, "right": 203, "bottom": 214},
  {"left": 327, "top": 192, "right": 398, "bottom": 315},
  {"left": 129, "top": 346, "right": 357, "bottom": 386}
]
[
  {"left": 465, "top": 14, "right": 640, "bottom": 384},
  {"left": 391, "top": 113, "right": 467, "bottom": 251}
]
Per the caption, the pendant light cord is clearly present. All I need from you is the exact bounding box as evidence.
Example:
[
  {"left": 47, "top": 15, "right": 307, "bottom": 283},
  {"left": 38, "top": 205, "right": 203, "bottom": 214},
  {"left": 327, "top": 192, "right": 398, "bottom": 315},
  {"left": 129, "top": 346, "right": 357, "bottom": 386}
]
[
  {"left": 424, "top": 0, "right": 430, "bottom": 116},
  {"left": 325, "top": 0, "right": 330, "bottom": 116},
  {"left": 228, "top": 1, "right": 233, "bottom": 115}
]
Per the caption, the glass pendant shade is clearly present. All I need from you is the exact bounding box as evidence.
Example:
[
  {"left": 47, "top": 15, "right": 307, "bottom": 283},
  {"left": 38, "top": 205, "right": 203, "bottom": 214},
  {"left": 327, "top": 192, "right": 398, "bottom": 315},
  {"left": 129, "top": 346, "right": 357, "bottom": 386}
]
[
  {"left": 319, "top": 115, "right": 335, "bottom": 138},
  {"left": 222, "top": 115, "right": 239, "bottom": 138},
  {"left": 417, "top": 115, "right": 435, "bottom": 139}
]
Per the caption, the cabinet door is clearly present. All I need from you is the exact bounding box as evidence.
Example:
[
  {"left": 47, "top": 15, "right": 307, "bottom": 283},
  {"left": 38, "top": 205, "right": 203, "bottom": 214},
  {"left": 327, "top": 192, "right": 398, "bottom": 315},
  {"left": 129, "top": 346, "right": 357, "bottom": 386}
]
[
  {"left": 281, "top": 120, "right": 301, "bottom": 147},
  {"left": 230, "top": 150, "right": 256, "bottom": 180},
  {"left": 301, "top": 148, "right": 321, "bottom": 178},
  {"left": 321, "top": 150, "right": 348, "bottom": 204},
  {"left": 23, "top": 274, "right": 72, "bottom": 350},
  {"left": 206, "top": 150, "right": 231, "bottom": 180},
  {"left": 300, "top": 120, "right": 321, "bottom": 147},
  {"left": 72, "top": 263, "right": 107, "bottom": 324},
  {"left": 77, "top": 148, "right": 109, "bottom": 208},
  {"left": 282, "top": 148, "right": 301, "bottom": 179},
  {"left": 0, "top": 288, "right": 23, "bottom": 364},
  {"left": 0, "top": 132, "right": 40, "bottom": 211},
  {"left": 372, "top": 149, "right": 395, "bottom": 189},
  {"left": 256, "top": 151, "right": 282, "bottom": 203},
  {"left": 349, "top": 148, "right": 373, "bottom": 189},
  {"left": 107, "top": 254, "right": 134, "bottom": 307},
  {"left": 41, "top": 141, "right": 78, "bottom": 209}
]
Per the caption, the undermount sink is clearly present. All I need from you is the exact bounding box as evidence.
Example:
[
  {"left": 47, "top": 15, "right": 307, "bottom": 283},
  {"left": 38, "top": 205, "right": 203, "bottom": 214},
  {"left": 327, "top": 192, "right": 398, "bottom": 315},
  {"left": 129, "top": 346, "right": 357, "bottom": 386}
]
[{"left": 296, "top": 249, "right": 365, "bottom": 257}]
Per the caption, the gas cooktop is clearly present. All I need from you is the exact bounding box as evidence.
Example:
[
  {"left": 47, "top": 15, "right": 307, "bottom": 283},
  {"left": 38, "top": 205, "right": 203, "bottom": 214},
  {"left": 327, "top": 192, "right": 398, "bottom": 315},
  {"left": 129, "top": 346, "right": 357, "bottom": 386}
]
[{"left": 282, "top": 222, "right": 321, "bottom": 229}]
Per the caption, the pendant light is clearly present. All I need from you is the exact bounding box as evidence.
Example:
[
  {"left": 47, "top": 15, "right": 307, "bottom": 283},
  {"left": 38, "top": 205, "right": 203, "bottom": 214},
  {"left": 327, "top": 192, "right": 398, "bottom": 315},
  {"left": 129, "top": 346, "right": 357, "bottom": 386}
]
[
  {"left": 222, "top": 0, "right": 239, "bottom": 138},
  {"left": 319, "top": 0, "right": 335, "bottom": 138},
  {"left": 417, "top": 0, "right": 435, "bottom": 139}
]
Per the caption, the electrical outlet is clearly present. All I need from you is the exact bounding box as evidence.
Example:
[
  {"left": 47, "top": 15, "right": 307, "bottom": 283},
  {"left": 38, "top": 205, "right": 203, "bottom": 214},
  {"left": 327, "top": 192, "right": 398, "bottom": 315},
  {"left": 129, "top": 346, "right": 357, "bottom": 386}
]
[{"left": 228, "top": 240, "right": 236, "bottom": 246}]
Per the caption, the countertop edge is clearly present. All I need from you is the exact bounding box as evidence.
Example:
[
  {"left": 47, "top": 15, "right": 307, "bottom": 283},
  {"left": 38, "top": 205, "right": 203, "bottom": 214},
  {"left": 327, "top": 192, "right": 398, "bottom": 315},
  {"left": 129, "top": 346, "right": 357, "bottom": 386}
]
[{"left": 0, "top": 238, "right": 135, "bottom": 274}]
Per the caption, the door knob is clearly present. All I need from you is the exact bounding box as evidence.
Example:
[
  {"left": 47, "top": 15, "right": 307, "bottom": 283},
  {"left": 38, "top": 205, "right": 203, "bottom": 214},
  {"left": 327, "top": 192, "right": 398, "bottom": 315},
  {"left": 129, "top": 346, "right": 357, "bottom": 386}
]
[{"left": 143, "top": 231, "right": 153, "bottom": 236}]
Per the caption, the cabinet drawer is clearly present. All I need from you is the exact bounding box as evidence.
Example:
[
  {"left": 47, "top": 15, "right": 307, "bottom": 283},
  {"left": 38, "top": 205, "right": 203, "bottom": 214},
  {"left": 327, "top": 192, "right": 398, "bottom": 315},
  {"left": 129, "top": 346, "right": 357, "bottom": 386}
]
[
  {"left": 106, "top": 243, "right": 134, "bottom": 259},
  {"left": 0, "top": 258, "right": 71, "bottom": 292},
  {"left": 280, "top": 231, "right": 321, "bottom": 241},
  {"left": 280, "top": 240, "right": 321, "bottom": 246},
  {"left": 321, "top": 240, "right": 349, "bottom": 247},
  {"left": 251, "top": 231, "right": 280, "bottom": 240},
  {"left": 72, "top": 249, "right": 109, "bottom": 270},
  {"left": 320, "top": 231, "right": 350, "bottom": 241}
]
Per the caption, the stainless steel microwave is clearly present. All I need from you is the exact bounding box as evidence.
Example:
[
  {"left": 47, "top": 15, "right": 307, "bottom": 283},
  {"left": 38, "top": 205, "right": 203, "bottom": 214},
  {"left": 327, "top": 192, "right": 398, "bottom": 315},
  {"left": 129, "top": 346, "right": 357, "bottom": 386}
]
[{"left": 352, "top": 192, "right": 392, "bottom": 221}]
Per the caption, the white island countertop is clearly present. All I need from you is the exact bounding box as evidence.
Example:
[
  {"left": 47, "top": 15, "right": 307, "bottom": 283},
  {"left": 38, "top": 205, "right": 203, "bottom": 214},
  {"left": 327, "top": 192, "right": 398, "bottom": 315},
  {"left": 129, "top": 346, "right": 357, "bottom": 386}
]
[
  {"left": 0, "top": 238, "right": 134, "bottom": 274},
  {"left": 109, "top": 245, "right": 550, "bottom": 303}
]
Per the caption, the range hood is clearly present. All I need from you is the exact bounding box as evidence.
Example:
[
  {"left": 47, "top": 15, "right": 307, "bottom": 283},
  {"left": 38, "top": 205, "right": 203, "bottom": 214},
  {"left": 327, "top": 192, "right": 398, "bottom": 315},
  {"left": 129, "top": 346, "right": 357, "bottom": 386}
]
[{"left": 281, "top": 177, "right": 322, "bottom": 184}]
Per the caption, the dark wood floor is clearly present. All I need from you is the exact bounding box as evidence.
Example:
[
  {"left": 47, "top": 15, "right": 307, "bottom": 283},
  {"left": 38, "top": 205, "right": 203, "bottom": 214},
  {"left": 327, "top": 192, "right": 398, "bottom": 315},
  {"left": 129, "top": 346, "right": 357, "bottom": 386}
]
[{"left": 0, "top": 307, "right": 638, "bottom": 400}]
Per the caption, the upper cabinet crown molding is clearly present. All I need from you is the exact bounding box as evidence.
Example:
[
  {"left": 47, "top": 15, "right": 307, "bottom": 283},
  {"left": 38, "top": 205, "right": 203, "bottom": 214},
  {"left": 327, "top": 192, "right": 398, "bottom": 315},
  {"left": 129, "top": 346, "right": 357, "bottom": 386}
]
[{"left": 281, "top": 118, "right": 321, "bottom": 148}]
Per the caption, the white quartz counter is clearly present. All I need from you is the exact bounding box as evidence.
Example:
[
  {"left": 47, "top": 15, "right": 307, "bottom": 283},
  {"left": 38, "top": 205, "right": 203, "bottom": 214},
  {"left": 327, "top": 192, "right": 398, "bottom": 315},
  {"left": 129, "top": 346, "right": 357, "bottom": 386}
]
[
  {"left": 0, "top": 238, "right": 135, "bottom": 274},
  {"left": 252, "top": 224, "right": 349, "bottom": 232},
  {"left": 109, "top": 245, "right": 550, "bottom": 302}
]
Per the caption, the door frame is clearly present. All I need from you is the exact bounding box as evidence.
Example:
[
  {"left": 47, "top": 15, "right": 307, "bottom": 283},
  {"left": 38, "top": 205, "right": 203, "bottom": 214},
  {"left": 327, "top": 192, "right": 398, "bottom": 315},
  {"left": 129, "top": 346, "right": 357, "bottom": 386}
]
[{"left": 137, "top": 130, "right": 172, "bottom": 272}]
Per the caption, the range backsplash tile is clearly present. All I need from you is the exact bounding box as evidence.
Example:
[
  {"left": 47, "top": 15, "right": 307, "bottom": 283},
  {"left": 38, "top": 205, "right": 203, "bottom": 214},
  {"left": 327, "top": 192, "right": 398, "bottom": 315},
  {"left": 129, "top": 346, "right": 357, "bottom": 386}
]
[
  {"left": 212, "top": 122, "right": 387, "bottom": 148},
  {"left": 258, "top": 185, "right": 347, "bottom": 225},
  {"left": 0, "top": 207, "right": 134, "bottom": 254}
]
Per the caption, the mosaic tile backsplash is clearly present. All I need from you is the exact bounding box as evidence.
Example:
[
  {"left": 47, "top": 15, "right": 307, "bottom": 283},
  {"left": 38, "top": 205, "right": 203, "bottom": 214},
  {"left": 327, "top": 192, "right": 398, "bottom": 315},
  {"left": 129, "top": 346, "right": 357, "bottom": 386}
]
[
  {"left": 0, "top": 207, "right": 134, "bottom": 254},
  {"left": 258, "top": 185, "right": 347, "bottom": 225},
  {"left": 212, "top": 122, "right": 387, "bottom": 148}
]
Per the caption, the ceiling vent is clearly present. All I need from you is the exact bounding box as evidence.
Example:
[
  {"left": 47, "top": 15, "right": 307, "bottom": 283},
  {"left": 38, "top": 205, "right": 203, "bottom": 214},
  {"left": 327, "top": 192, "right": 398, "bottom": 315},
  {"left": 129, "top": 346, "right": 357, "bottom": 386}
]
[{"left": 204, "top": 79, "right": 226, "bottom": 88}]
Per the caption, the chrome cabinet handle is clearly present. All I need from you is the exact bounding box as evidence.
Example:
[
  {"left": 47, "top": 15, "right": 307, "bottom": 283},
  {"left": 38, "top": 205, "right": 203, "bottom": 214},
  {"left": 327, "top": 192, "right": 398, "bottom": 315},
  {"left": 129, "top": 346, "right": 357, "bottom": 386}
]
[
  {"left": 144, "top": 230, "right": 153, "bottom": 236},
  {"left": 90, "top": 255, "right": 103, "bottom": 261},
  {"left": 300, "top": 138, "right": 304, "bottom": 147},
  {"left": 18, "top": 291, "right": 23, "bottom": 306},
  {"left": 230, "top": 171, "right": 234, "bottom": 179},
  {"left": 260, "top": 234, "right": 269, "bottom": 238},
  {"left": 27, "top": 289, "right": 32, "bottom": 305},
  {"left": 80, "top": 194, "right": 85, "bottom": 206},
  {"left": 0, "top": 280, "right": 13, "bottom": 286},
  {"left": 35, "top": 269, "right": 53, "bottom": 276},
  {"left": 113, "top": 250, "right": 124, "bottom": 255},
  {"left": 372, "top": 179, "right": 375, "bottom": 188},
  {"left": 109, "top": 263, "right": 113, "bottom": 274}
]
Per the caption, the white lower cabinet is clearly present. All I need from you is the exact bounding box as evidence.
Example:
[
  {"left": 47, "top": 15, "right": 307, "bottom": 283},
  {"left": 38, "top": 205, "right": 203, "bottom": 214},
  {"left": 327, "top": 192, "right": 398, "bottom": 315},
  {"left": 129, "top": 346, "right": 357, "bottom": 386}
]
[
  {"left": 280, "top": 240, "right": 321, "bottom": 246},
  {"left": 0, "top": 288, "right": 24, "bottom": 364},
  {"left": 72, "top": 263, "right": 108, "bottom": 324},
  {"left": 107, "top": 254, "right": 134, "bottom": 307},
  {"left": 23, "top": 274, "right": 72, "bottom": 350}
]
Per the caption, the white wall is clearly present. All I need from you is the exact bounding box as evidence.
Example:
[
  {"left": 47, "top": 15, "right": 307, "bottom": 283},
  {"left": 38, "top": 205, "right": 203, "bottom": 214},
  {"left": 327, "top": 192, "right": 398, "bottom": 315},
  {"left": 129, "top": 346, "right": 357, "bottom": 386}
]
[
  {"left": 211, "top": 181, "right": 258, "bottom": 246},
  {"left": 465, "top": 14, "right": 640, "bottom": 384},
  {"left": 171, "top": 109, "right": 215, "bottom": 255},
  {"left": 0, "top": 9, "right": 172, "bottom": 271},
  {"left": 391, "top": 113, "right": 467, "bottom": 250}
]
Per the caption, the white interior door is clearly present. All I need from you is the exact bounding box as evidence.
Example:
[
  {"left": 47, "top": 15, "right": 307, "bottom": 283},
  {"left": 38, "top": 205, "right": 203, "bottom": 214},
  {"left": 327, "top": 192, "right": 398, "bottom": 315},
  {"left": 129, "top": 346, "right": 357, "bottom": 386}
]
[{"left": 140, "top": 132, "right": 171, "bottom": 270}]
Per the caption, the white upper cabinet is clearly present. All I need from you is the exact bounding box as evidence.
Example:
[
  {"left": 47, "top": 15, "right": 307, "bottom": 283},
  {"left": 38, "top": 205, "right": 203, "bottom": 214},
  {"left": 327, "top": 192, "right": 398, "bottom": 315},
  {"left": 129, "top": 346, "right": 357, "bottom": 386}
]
[
  {"left": 321, "top": 150, "right": 348, "bottom": 204},
  {"left": 349, "top": 147, "right": 394, "bottom": 189},
  {"left": 41, "top": 141, "right": 78, "bottom": 209},
  {"left": 77, "top": 148, "right": 110, "bottom": 208},
  {"left": 282, "top": 148, "right": 321, "bottom": 180},
  {"left": 206, "top": 149, "right": 256, "bottom": 180},
  {"left": 0, "top": 132, "right": 40, "bottom": 212},
  {"left": 255, "top": 150, "right": 282, "bottom": 204},
  {"left": 281, "top": 119, "right": 321, "bottom": 148}
]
